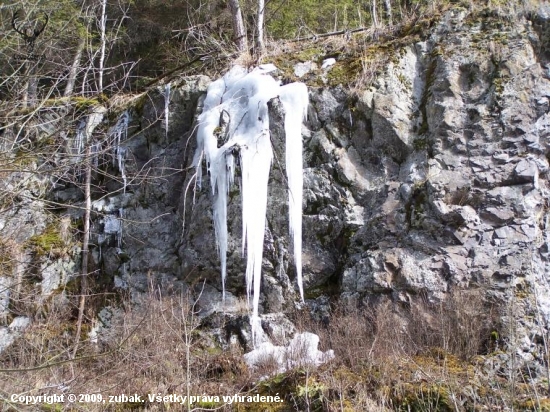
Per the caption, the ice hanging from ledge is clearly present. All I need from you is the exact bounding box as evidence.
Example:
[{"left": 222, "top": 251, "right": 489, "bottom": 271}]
[
  {"left": 110, "top": 111, "right": 129, "bottom": 194},
  {"left": 193, "top": 65, "right": 308, "bottom": 344},
  {"left": 163, "top": 83, "right": 171, "bottom": 139}
]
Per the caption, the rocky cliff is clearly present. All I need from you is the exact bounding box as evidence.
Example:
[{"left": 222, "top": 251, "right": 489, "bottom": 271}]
[
  {"left": 2, "top": 3, "right": 550, "bottom": 403},
  {"left": 176, "top": 5, "right": 550, "bottom": 371}
]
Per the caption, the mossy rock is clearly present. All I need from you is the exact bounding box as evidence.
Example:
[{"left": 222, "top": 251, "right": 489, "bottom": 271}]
[
  {"left": 194, "top": 400, "right": 224, "bottom": 409},
  {"left": 295, "top": 47, "right": 324, "bottom": 62},
  {"left": 325, "top": 58, "right": 364, "bottom": 87},
  {"left": 132, "top": 93, "right": 150, "bottom": 117},
  {"left": 27, "top": 224, "right": 66, "bottom": 257},
  {"left": 236, "top": 370, "right": 309, "bottom": 411},
  {"left": 37, "top": 96, "right": 101, "bottom": 111}
]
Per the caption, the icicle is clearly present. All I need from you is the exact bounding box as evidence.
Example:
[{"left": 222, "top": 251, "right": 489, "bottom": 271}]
[
  {"left": 164, "top": 83, "right": 171, "bottom": 139},
  {"left": 118, "top": 208, "right": 124, "bottom": 248},
  {"left": 279, "top": 83, "right": 308, "bottom": 301},
  {"left": 240, "top": 127, "right": 273, "bottom": 344},
  {"left": 193, "top": 65, "right": 307, "bottom": 347},
  {"left": 117, "top": 147, "right": 127, "bottom": 194},
  {"left": 109, "top": 111, "right": 130, "bottom": 193},
  {"left": 112, "top": 111, "right": 129, "bottom": 166},
  {"left": 74, "top": 119, "right": 86, "bottom": 158},
  {"left": 91, "top": 142, "right": 100, "bottom": 169},
  {"left": 211, "top": 154, "right": 229, "bottom": 300}
]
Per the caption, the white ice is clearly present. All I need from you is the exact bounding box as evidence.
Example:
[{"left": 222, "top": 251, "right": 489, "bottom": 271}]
[
  {"left": 243, "top": 332, "right": 334, "bottom": 375},
  {"left": 164, "top": 83, "right": 171, "bottom": 138},
  {"left": 110, "top": 111, "right": 129, "bottom": 194},
  {"left": 75, "top": 119, "right": 86, "bottom": 156},
  {"left": 193, "top": 65, "right": 308, "bottom": 346},
  {"left": 280, "top": 83, "right": 308, "bottom": 301}
]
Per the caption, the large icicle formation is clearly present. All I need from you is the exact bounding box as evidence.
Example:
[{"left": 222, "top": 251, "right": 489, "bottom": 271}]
[
  {"left": 193, "top": 65, "right": 308, "bottom": 343},
  {"left": 280, "top": 83, "right": 308, "bottom": 300}
]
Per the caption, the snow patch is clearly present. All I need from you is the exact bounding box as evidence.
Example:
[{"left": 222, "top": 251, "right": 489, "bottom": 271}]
[
  {"left": 193, "top": 65, "right": 308, "bottom": 345},
  {"left": 321, "top": 58, "right": 336, "bottom": 69}
]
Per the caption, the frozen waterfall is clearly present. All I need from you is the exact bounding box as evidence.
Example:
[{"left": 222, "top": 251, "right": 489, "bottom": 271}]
[{"left": 193, "top": 65, "right": 308, "bottom": 344}]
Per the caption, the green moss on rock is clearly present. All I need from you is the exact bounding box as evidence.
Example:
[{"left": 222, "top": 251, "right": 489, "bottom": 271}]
[{"left": 27, "top": 224, "right": 65, "bottom": 257}]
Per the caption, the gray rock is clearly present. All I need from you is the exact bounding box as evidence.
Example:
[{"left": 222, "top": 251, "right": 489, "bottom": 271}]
[
  {"left": 40, "top": 258, "right": 76, "bottom": 298},
  {"left": 482, "top": 207, "right": 514, "bottom": 224},
  {"left": 514, "top": 159, "right": 538, "bottom": 184},
  {"left": 0, "top": 316, "right": 30, "bottom": 354},
  {"left": 294, "top": 61, "right": 317, "bottom": 78}
]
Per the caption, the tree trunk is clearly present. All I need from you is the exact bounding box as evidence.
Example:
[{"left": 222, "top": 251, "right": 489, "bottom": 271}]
[
  {"left": 98, "top": 0, "right": 107, "bottom": 93},
  {"left": 228, "top": 0, "right": 248, "bottom": 53},
  {"left": 64, "top": 37, "right": 86, "bottom": 97},
  {"left": 256, "top": 0, "right": 265, "bottom": 54},
  {"left": 72, "top": 144, "right": 91, "bottom": 359},
  {"left": 372, "top": 0, "right": 379, "bottom": 28},
  {"left": 383, "top": 0, "right": 393, "bottom": 25}
]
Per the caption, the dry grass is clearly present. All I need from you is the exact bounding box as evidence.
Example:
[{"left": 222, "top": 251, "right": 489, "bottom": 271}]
[
  {"left": 0, "top": 283, "right": 253, "bottom": 411},
  {"left": 1, "top": 283, "right": 549, "bottom": 411},
  {"left": 282, "top": 290, "right": 550, "bottom": 411}
]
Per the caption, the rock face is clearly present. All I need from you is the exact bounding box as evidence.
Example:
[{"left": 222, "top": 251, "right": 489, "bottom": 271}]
[
  {"left": 173, "top": 7, "right": 550, "bottom": 366},
  {"left": 82, "top": 7, "right": 550, "bottom": 363},
  {"left": 2, "top": 5, "right": 550, "bottom": 377},
  {"left": 92, "top": 75, "right": 211, "bottom": 296}
]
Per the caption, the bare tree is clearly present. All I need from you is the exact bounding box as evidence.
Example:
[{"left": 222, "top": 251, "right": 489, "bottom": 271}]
[
  {"left": 228, "top": 0, "right": 248, "bottom": 53},
  {"left": 98, "top": 0, "right": 107, "bottom": 93},
  {"left": 11, "top": 10, "right": 49, "bottom": 107},
  {"left": 64, "top": 37, "right": 86, "bottom": 97},
  {"left": 371, "top": 0, "right": 379, "bottom": 28},
  {"left": 72, "top": 143, "right": 92, "bottom": 359},
  {"left": 383, "top": 0, "right": 393, "bottom": 25},
  {"left": 256, "top": 0, "right": 265, "bottom": 54}
]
